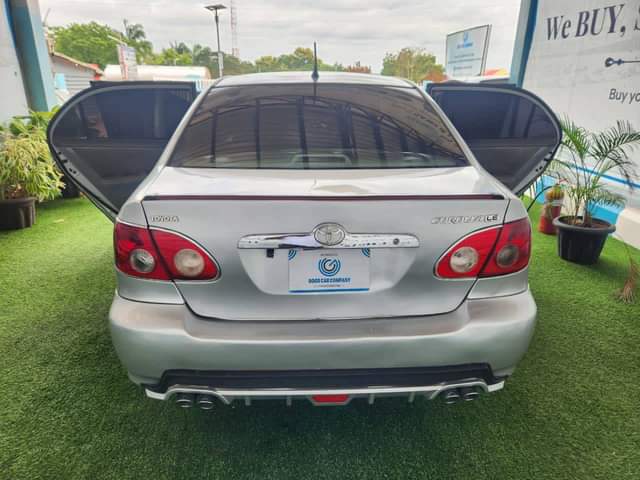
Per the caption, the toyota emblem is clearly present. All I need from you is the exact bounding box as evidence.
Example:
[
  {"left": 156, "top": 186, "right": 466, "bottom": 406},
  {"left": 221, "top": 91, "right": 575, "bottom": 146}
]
[{"left": 313, "top": 223, "right": 346, "bottom": 246}]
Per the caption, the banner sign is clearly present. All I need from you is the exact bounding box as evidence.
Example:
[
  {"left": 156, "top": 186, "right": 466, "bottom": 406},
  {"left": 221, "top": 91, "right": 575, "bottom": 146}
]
[
  {"left": 445, "top": 25, "right": 492, "bottom": 78},
  {"left": 523, "top": 0, "right": 640, "bottom": 188},
  {"left": 117, "top": 44, "right": 138, "bottom": 81}
]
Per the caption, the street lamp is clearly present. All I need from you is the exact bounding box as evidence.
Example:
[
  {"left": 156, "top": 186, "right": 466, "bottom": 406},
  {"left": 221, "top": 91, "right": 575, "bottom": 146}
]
[{"left": 205, "top": 4, "right": 226, "bottom": 78}]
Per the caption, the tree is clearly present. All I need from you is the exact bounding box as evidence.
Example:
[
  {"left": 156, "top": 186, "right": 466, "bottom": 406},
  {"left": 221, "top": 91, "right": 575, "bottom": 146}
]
[
  {"left": 191, "top": 44, "right": 215, "bottom": 69},
  {"left": 279, "top": 47, "right": 315, "bottom": 70},
  {"left": 254, "top": 47, "right": 340, "bottom": 73},
  {"left": 51, "top": 21, "right": 154, "bottom": 68},
  {"left": 51, "top": 23, "right": 344, "bottom": 78},
  {"left": 123, "top": 19, "right": 153, "bottom": 62},
  {"left": 51, "top": 22, "right": 122, "bottom": 68},
  {"left": 151, "top": 47, "right": 193, "bottom": 66},
  {"left": 255, "top": 55, "right": 280, "bottom": 72},
  {"left": 345, "top": 62, "right": 371, "bottom": 74},
  {"left": 220, "top": 54, "right": 256, "bottom": 76},
  {"left": 169, "top": 41, "right": 192, "bottom": 55},
  {"left": 147, "top": 43, "right": 256, "bottom": 78},
  {"left": 381, "top": 47, "right": 444, "bottom": 83},
  {"left": 123, "top": 20, "right": 146, "bottom": 42}
]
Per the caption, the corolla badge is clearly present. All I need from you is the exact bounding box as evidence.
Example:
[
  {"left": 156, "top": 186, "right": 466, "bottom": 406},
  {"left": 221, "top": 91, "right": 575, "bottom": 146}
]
[
  {"left": 431, "top": 214, "right": 499, "bottom": 224},
  {"left": 313, "top": 223, "right": 346, "bottom": 246}
]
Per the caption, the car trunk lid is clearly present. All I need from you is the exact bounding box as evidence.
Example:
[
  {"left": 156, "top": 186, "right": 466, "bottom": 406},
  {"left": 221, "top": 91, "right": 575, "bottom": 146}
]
[{"left": 141, "top": 167, "right": 508, "bottom": 320}]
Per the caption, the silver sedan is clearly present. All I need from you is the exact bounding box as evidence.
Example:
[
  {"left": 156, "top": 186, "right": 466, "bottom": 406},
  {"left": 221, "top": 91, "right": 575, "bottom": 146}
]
[{"left": 48, "top": 72, "right": 560, "bottom": 408}]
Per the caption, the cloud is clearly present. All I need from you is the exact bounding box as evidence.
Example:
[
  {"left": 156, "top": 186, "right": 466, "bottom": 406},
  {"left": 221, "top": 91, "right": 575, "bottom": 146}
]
[{"left": 41, "top": 0, "right": 520, "bottom": 72}]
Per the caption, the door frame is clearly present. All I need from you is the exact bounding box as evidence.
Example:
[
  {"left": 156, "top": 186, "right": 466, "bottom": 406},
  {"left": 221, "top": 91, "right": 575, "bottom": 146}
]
[
  {"left": 47, "top": 81, "right": 198, "bottom": 220},
  {"left": 427, "top": 81, "right": 562, "bottom": 195}
]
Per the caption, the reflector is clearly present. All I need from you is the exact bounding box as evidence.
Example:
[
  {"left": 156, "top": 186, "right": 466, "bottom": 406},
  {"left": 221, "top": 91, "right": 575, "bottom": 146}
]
[{"left": 311, "top": 394, "right": 350, "bottom": 405}]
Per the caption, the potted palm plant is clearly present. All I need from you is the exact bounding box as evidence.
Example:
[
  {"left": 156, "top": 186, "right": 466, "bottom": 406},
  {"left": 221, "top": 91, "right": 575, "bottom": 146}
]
[
  {"left": 550, "top": 119, "right": 640, "bottom": 264},
  {"left": 0, "top": 112, "right": 64, "bottom": 230}
]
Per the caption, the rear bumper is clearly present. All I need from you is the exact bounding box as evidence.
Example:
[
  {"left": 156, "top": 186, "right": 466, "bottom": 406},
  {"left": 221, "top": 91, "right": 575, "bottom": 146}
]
[
  {"left": 147, "top": 377, "right": 505, "bottom": 406},
  {"left": 109, "top": 289, "right": 537, "bottom": 391},
  {"left": 144, "top": 364, "right": 505, "bottom": 405}
]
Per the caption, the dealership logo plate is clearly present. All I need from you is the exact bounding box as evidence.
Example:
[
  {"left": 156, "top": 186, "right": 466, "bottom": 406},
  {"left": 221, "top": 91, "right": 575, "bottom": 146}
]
[{"left": 288, "top": 249, "right": 370, "bottom": 294}]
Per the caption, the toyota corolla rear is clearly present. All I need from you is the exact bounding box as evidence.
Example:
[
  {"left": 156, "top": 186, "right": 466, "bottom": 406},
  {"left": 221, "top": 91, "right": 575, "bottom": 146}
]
[{"left": 48, "top": 73, "right": 561, "bottom": 407}]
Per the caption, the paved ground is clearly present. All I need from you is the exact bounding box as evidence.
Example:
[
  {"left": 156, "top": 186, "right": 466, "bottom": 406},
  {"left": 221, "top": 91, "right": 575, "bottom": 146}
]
[{"left": 1, "top": 198, "right": 638, "bottom": 479}]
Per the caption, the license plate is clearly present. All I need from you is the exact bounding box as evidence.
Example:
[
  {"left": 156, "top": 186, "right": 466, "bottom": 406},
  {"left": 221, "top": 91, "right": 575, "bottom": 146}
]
[{"left": 288, "top": 248, "right": 370, "bottom": 294}]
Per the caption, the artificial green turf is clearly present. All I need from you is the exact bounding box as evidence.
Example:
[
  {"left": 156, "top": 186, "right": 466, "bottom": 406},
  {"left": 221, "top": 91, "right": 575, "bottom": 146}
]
[{"left": 1, "top": 198, "right": 638, "bottom": 480}]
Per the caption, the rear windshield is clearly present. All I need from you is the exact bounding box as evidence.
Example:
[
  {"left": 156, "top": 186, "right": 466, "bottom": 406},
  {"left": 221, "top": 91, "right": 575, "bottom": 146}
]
[{"left": 169, "top": 84, "right": 467, "bottom": 169}]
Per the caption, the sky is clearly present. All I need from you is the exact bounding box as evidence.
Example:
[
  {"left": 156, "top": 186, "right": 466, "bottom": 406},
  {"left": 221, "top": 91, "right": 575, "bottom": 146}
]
[{"left": 39, "top": 0, "right": 521, "bottom": 73}]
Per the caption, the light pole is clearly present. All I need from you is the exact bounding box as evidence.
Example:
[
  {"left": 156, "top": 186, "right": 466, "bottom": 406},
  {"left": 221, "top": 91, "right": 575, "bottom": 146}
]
[{"left": 205, "top": 4, "right": 226, "bottom": 78}]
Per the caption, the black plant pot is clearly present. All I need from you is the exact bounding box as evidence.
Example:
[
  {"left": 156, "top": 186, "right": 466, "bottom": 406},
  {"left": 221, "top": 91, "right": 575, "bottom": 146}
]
[
  {"left": 61, "top": 175, "right": 80, "bottom": 198},
  {"left": 552, "top": 216, "right": 615, "bottom": 265},
  {"left": 0, "top": 197, "right": 36, "bottom": 230}
]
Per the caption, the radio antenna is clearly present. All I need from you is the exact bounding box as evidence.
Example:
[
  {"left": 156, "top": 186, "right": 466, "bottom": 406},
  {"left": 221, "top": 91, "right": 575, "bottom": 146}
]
[{"left": 311, "top": 42, "right": 319, "bottom": 81}]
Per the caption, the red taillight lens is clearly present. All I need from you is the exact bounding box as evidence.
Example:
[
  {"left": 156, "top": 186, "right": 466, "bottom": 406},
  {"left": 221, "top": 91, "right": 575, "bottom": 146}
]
[
  {"left": 436, "top": 227, "right": 501, "bottom": 278},
  {"left": 480, "top": 218, "right": 531, "bottom": 277},
  {"left": 151, "top": 230, "right": 219, "bottom": 280},
  {"left": 114, "top": 222, "right": 219, "bottom": 281},
  {"left": 436, "top": 218, "right": 531, "bottom": 279},
  {"left": 114, "top": 222, "right": 170, "bottom": 280}
]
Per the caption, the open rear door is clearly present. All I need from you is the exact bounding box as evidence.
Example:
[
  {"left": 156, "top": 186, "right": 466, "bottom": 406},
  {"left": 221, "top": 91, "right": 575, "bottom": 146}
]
[
  {"left": 48, "top": 81, "right": 197, "bottom": 220},
  {"left": 427, "top": 83, "right": 561, "bottom": 195}
]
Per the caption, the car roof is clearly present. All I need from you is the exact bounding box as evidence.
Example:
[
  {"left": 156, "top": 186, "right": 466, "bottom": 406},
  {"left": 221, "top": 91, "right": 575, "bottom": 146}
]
[{"left": 215, "top": 71, "right": 414, "bottom": 88}]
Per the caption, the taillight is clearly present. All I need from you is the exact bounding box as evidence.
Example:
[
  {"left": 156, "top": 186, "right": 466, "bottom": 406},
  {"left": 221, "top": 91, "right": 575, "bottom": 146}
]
[
  {"left": 114, "top": 222, "right": 169, "bottom": 280},
  {"left": 436, "top": 218, "right": 531, "bottom": 279},
  {"left": 480, "top": 218, "right": 531, "bottom": 277},
  {"left": 436, "top": 227, "right": 501, "bottom": 278},
  {"left": 151, "top": 230, "right": 219, "bottom": 280},
  {"left": 114, "top": 222, "right": 219, "bottom": 281}
]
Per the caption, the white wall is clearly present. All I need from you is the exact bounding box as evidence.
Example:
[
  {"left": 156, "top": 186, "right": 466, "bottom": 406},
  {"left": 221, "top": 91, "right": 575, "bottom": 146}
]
[
  {"left": 51, "top": 58, "right": 94, "bottom": 95},
  {"left": 523, "top": 0, "right": 640, "bottom": 207},
  {"left": 0, "top": 3, "right": 29, "bottom": 121}
]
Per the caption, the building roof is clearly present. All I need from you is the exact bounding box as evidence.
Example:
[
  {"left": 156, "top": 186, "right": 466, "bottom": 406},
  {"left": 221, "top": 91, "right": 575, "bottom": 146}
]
[
  {"left": 483, "top": 68, "right": 509, "bottom": 77},
  {"left": 50, "top": 51, "right": 103, "bottom": 75}
]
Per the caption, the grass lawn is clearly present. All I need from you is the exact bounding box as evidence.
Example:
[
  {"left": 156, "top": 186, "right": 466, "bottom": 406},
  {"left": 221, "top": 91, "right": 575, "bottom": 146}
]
[{"left": 1, "top": 198, "right": 639, "bottom": 480}]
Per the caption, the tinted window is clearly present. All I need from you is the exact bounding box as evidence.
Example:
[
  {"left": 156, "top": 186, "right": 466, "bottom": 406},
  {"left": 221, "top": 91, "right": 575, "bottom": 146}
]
[
  {"left": 50, "top": 84, "right": 196, "bottom": 212},
  {"left": 55, "top": 87, "right": 193, "bottom": 141},
  {"left": 432, "top": 90, "right": 557, "bottom": 141},
  {"left": 170, "top": 84, "right": 466, "bottom": 169},
  {"left": 428, "top": 85, "right": 561, "bottom": 194}
]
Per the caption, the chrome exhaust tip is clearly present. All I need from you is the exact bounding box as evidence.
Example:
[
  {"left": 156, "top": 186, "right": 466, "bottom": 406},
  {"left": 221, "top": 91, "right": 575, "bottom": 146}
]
[
  {"left": 460, "top": 387, "right": 480, "bottom": 402},
  {"left": 175, "top": 392, "right": 194, "bottom": 408},
  {"left": 196, "top": 394, "right": 215, "bottom": 410},
  {"left": 442, "top": 389, "right": 461, "bottom": 404}
]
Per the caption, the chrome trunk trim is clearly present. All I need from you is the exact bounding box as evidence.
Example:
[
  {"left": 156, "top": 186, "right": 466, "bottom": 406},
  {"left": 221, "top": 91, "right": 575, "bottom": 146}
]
[{"left": 238, "top": 232, "right": 419, "bottom": 250}]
